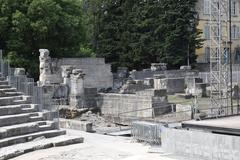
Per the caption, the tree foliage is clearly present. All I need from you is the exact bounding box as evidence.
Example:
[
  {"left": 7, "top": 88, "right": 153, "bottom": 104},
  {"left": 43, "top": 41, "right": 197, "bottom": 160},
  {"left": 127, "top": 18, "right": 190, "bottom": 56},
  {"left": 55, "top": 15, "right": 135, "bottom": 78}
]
[
  {"left": 0, "top": 0, "right": 88, "bottom": 77},
  {"left": 93, "top": 0, "right": 203, "bottom": 71}
]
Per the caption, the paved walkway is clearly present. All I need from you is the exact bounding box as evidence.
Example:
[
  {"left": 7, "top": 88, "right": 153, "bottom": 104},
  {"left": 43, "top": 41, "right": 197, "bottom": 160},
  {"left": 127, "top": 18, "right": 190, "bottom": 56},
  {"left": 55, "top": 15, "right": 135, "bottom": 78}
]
[{"left": 12, "top": 129, "right": 185, "bottom": 160}]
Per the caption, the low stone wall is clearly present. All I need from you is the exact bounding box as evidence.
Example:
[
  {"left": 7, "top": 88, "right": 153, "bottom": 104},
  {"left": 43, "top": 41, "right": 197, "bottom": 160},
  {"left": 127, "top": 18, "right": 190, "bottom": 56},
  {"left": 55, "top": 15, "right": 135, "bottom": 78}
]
[
  {"left": 98, "top": 93, "right": 153, "bottom": 118},
  {"left": 97, "top": 90, "right": 169, "bottom": 118},
  {"left": 130, "top": 69, "right": 198, "bottom": 80},
  {"left": 161, "top": 127, "right": 240, "bottom": 160}
]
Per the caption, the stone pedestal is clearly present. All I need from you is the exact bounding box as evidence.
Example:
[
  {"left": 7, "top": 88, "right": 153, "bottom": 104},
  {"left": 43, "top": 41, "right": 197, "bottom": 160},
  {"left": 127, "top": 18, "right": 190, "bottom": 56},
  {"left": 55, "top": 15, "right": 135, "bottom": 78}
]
[
  {"left": 154, "top": 74, "right": 167, "bottom": 90},
  {"left": 69, "top": 69, "right": 85, "bottom": 108}
]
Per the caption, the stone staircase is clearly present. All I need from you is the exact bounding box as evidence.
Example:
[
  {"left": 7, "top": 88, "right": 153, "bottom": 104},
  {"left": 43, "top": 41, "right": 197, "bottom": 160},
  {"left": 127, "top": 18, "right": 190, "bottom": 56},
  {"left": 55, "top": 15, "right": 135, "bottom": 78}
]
[{"left": 0, "top": 74, "right": 83, "bottom": 159}]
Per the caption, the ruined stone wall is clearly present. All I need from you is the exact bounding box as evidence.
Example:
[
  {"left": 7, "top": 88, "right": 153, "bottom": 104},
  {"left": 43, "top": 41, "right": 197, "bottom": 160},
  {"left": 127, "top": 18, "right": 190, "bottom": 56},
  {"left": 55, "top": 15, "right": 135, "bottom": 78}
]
[
  {"left": 98, "top": 93, "right": 153, "bottom": 118},
  {"left": 97, "top": 89, "right": 169, "bottom": 118},
  {"left": 51, "top": 58, "right": 113, "bottom": 89}
]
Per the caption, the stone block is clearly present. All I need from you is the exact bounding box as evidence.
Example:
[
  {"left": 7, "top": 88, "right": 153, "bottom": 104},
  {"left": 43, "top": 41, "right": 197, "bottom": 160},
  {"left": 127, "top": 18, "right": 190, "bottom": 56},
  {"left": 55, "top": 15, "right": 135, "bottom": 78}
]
[
  {"left": 136, "top": 89, "right": 167, "bottom": 97},
  {"left": 166, "top": 78, "right": 185, "bottom": 94},
  {"left": 14, "top": 68, "right": 26, "bottom": 76},
  {"left": 151, "top": 63, "right": 167, "bottom": 71},
  {"left": 59, "top": 118, "right": 93, "bottom": 132},
  {"left": 180, "top": 65, "right": 191, "bottom": 70}
]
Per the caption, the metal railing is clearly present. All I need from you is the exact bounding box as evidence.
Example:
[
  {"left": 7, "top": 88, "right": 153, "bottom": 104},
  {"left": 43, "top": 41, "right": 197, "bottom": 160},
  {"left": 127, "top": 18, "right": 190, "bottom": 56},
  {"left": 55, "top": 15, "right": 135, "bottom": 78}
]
[
  {"left": 132, "top": 121, "right": 162, "bottom": 144},
  {"left": 121, "top": 96, "right": 240, "bottom": 144}
]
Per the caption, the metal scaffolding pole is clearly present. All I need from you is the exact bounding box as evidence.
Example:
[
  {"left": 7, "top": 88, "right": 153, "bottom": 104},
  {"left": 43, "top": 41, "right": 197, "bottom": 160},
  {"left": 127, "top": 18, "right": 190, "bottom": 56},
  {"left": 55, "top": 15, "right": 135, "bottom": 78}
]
[{"left": 209, "top": 0, "right": 230, "bottom": 117}]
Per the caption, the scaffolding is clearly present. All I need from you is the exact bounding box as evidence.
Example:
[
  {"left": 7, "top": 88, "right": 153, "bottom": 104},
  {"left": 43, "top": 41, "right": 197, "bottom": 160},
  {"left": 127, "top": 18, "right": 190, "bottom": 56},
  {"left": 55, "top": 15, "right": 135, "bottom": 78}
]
[{"left": 209, "top": 0, "right": 230, "bottom": 117}]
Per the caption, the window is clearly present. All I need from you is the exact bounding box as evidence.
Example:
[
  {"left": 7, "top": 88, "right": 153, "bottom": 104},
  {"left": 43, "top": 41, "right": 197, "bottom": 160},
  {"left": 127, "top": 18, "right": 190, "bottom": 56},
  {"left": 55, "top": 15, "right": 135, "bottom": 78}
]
[
  {"left": 205, "top": 47, "right": 210, "bottom": 63},
  {"left": 231, "top": 1, "right": 238, "bottom": 16},
  {"left": 235, "top": 48, "right": 240, "bottom": 63},
  {"left": 204, "top": 25, "right": 210, "bottom": 39},
  {"left": 231, "top": 25, "right": 239, "bottom": 39},
  {"left": 224, "top": 48, "right": 230, "bottom": 64},
  {"left": 204, "top": 0, "right": 210, "bottom": 14}
]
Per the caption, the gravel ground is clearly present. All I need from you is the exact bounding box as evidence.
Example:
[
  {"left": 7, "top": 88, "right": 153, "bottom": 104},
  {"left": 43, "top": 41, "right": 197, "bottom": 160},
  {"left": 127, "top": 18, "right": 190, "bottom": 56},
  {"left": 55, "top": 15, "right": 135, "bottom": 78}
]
[{"left": 11, "top": 129, "right": 188, "bottom": 160}]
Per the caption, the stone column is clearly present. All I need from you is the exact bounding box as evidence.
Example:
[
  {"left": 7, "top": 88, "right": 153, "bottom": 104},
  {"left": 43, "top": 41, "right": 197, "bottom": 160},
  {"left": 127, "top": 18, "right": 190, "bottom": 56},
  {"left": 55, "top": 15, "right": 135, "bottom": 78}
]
[
  {"left": 61, "top": 66, "right": 74, "bottom": 86},
  {"left": 69, "top": 69, "right": 85, "bottom": 108},
  {"left": 39, "top": 49, "right": 52, "bottom": 86},
  {"left": 154, "top": 74, "right": 167, "bottom": 90}
]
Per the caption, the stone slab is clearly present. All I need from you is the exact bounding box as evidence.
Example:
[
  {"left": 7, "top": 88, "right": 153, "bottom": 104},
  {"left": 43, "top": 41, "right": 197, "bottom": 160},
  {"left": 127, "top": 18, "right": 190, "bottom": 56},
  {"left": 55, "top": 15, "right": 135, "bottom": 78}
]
[
  {"left": 182, "top": 115, "right": 240, "bottom": 133},
  {"left": 59, "top": 118, "right": 93, "bottom": 132}
]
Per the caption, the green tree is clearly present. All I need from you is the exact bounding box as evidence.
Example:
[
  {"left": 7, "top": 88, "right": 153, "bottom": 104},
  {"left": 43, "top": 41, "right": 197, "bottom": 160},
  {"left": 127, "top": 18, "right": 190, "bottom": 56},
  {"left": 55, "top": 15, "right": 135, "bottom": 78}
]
[
  {"left": 95, "top": 0, "right": 203, "bottom": 71},
  {"left": 0, "top": 0, "right": 87, "bottom": 78}
]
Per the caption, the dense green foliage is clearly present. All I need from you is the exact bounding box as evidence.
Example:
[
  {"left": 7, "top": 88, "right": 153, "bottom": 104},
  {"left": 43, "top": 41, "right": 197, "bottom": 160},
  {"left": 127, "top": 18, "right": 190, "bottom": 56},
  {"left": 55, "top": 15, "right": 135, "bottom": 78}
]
[
  {"left": 0, "top": 0, "right": 89, "bottom": 77},
  {"left": 90, "top": 0, "right": 202, "bottom": 71},
  {"left": 0, "top": 0, "right": 202, "bottom": 77}
]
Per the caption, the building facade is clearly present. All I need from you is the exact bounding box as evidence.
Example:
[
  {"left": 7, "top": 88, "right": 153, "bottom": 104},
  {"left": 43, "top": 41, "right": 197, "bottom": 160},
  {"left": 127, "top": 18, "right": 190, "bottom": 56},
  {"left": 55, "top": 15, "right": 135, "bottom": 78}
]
[{"left": 196, "top": 0, "right": 240, "bottom": 64}]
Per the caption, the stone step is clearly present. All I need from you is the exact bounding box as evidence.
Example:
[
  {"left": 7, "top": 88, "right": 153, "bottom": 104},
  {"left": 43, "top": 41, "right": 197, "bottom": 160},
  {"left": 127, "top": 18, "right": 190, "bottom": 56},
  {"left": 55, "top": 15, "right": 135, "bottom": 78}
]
[
  {"left": 0, "top": 77, "right": 5, "bottom": 81},
  {"left": 0, "top": 135, "right": 84, "bottom": 160},
  {"left": 13, "top": 99, "right": 32, "bottom": 105},
  {"left": 0, "top": 96, "right": 31, "bottom": 106},
  {"left": 0, "top": 81, "right": 8, "bottom": 85},
  {"left": 0, "top": 121, "right": 57, "bottom": 139},
  {"left": 0, "top": 129, "right": 66, "bottom": 148},
  {"left": 0, "top": 104, "right": 32, "bottom": 108},
  {"left": 0, "top": 92, "right": 23, "bottom": 97},
  {"left": 0, "top": 85, "right": 12, "bottom": 89},
  {"left": 0, "top": 104, "right": 39, "bottom": 116},
  {"left": 0, "top": 112, "right": 44, "bottom": 127},
  {"left": 0, "top": 88, "right": 17, "bottom": 92}
]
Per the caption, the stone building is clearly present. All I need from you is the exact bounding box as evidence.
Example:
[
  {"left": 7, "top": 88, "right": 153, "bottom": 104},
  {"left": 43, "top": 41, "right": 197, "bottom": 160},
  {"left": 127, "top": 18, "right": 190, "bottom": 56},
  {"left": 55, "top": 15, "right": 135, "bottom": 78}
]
[{"left": 195, "top": 0, "right": 240, "bottom": 64}]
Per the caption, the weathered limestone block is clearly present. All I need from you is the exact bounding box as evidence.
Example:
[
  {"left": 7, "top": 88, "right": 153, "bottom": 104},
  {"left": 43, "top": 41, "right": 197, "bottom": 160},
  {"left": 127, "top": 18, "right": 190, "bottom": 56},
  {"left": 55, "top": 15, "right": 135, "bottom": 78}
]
[
  {"left": 136, "top": 89, "right": 167, "bottom": 97},
  {"left": 69, "top": 69, "right": 85, "bottom": 108},
  {"left": 154, "top": 74, "right": 185, "bottom": 94},
  {"left": 180, "top": 65, "right": 191, "bottom": 70},
  {"left": 14, "top": 68, "right": 26, "bottom": 76},
  {"left": 59, "top": 118, "right": 93, "bottom": 132},
  {"left": 119, "top": 80, "right": 152, "bottom": 94},
  {"left": 144, "top": 78, "right": 154, "bottom": 87},
  {"left": 151, "top": 63, "right": 167, "bottom": 71},
  {"left": 154, "top": 74, "right": 167, "bottom": 90}
]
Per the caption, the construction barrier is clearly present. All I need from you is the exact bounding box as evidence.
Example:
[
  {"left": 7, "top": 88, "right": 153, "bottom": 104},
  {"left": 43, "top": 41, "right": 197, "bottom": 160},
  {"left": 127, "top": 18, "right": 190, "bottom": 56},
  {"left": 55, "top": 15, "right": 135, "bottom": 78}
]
[{"left": 132, "top": 121, "right": 162, "bottom": 144}]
